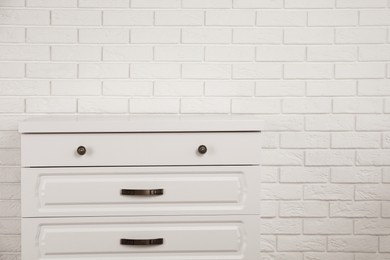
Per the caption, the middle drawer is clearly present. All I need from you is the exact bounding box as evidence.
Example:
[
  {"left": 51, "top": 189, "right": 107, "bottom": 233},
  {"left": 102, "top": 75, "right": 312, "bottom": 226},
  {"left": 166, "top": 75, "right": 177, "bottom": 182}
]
[{"left": 22, "top": 166, "right": 260, "bottom": 217}]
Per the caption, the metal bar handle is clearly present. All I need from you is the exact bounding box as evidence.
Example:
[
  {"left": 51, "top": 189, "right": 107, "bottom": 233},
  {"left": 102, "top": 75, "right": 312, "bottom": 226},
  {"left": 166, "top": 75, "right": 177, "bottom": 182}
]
[
  {"left": 121, "top": 189, "right": 164, "bottom": 196},
  {"left": 120, "top": 238, "right": 164, "bottom": 246}
]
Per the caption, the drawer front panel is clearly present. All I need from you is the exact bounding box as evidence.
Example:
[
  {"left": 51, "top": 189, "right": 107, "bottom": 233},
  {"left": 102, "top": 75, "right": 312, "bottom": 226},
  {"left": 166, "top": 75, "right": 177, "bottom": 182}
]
[
  {"left": 22, "top": 166, "right": 260, "bottom": 217},
  {"left": 22, "top": 215, "right": 259, "bottom": 260},
  {"left": 21, "top": 132, "right": 261, "bottom": 167}
]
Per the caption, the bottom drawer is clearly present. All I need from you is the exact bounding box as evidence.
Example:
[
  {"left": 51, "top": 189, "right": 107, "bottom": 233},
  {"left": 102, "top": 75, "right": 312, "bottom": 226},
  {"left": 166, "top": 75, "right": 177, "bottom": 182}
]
[{"left": 22, "top": 215, "right": 259, "bottom": 260}]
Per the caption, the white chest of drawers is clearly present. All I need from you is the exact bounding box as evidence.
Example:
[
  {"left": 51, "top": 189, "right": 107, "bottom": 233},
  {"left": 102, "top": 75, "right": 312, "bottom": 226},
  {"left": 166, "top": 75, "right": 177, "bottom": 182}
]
[{"left": 19, "top": 115, "right": 262, "bottom": 260}]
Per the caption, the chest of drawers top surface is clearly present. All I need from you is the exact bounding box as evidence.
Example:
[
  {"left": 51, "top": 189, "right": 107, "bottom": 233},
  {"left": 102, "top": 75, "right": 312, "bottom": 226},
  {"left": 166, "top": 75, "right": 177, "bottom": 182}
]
[{"left": 19, "top": 115, "right": 263, "bottom": 133}]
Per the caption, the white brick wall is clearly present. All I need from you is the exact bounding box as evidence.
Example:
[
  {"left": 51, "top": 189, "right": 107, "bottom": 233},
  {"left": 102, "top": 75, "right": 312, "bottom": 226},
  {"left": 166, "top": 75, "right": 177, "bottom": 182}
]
[{"left": 0, "top": 0, "right": 390, "bottom": 259}]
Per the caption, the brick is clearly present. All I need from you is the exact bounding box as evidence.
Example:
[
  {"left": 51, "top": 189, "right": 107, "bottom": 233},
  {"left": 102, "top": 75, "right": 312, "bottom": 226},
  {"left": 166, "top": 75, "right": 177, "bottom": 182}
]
[
  {"left": 304, "top": 253, "right": 354, "bottom": 260},
  {"left": 380, "top": 237, "right": 390, "bottom": 252},
  {"left": 52, "top": 10, "right": 101, "bottom": 25},
  {"left": 308, "top": 46, "right": 357, "bottom": 61},
  {"left": 261, "top": 166, "right": 278, "bottom": 182},
  {"left": 384, "top": 133, "right": 390, "bottom": 148},
  {"left": 233, "top": 0, "right": 283, "bottom": 8},
  {"left": 206, "top": 10, "right": 255, "bottom": 26},
  {"left": 304, "top": 219, "right": 353, "bottom": 234},
  {"left": 357, "top": 115, "right": 390, "bottom": 131},
  {"left": 383, "top": 202, "right": 390, "bottom": 217},
  {"left": 233, "top": 64, "right": 282, "bottom": 79},
  {"left": 0, "top": 80, "right": 49, "bottom": 96},
  {"left": 0, "top": 10, "right": 49, "bottom": 25},
  {"left": 261, "top": 201, "right": 278, "bottom": 217},
  {"left": 257, "top": 11, "right": 306, "bottom": 26},
  {"left": 131, "top": 63, "right": 180, "bottom": 79},
  {"left": 307, "top": 81, "right": 356, "bottom": 96},
  {"left": 384, "top": 169, "right": 390, "bottom": 183},
  {"left": 52, "top": 46, "right": 101, "bottom": 61},
  {"left": 103, "top": 46, "right": 152, "bottom": 61},
  {"left": 52, "top": 80, "right": 101, "bottom": 96},
  {"left": 355, "top": 219, "right": 390, "bottom": 235},
  {"left": 104, "top": 11, "right": 153, "bottom": 26},
  {"left": 79, "top": 0, "right": 129, "bottom": 7},
  {"left": 0, "top": 183, "right": 20, "bottom": 199},
  {"left": 27, "top": 28, "right": 77, "bottom": 43},
  {"left": 333, "top": 98, "right": 382, "bottom": 113},
  {"left": 0, "top": 236, "right": 20, "bottom": 252},
  {"left": 285, "top": 64, "right": 333, "bottom": 79},
  {"left": 79, "top": 64, "right": 129, "bottom": 79},
  {"left": 308, "top": 10, "right": 358, "bottom": 26},
  {"left": 337, "top": 0, "right": 387, "bottom": 8},
  {"left": 336, "top": 28, "right": 386, "bottom": 44},
  {"left": 233, "top": 28, "right": 283, "bottom": 44},
  {"left": 357, "top": 150, "right": 390, "bottom": 166},
  {"left": 26, "top": 98, "right": 76, "bottom": 113},
  {"left": 336, "top": 63, "right": 385, "bottom": 79},
  {"left": 156, "top": 11, "right": 204, "bottom": 26},
  {"left": 0, "top": 116, "right": 27, "bottom": 131},
  {"left": 0, "top": 0, "right": 24, "bottom": 6},
  {"left": 281, "top": 133, "right": 329, "bottom": 149},
  {"left": 261, "top": 134, "right": 279, "bottom": 149},
  {"left": 332, "top": 133, "right": 380, "bottom": 149},
  {"left": 257, "top": 46, "right": 305, "bottom": 61},
  {"left": 306, "top": 115, "right": 354, "bottom": 131},
  {"left": 283, "top": 98, "right": 331, "bottom": 113},
  {"left": 256, "top": 81, "right": 305, "bottom": 97},
  {"left": 132, "top": 28, "right": 179, "bottom": 43},
  {"left": 261, "top": 184, "right": 302, "bottom": 200},
  {"left": 131, "top": 0, "right": 181, "bottom": 8},
  {"left": 27, "top": 0, "right": 77, "bottom": 7},
  {"left": 280, "top": 201, "right": 328, "bottom": 217},
  {"left": 180, "top": 98, "right": 230, "bottom": 114},
  {"left": 26, "top": 63, "right": 77, "bottom": 79},
  {"left": 0, "top": 219, "right": 20, "bottom": 235},
  {"left": 0, "top": 150, "right": 20, "bottom": 166},
  {"left": 260, "top": 236, "right": 276, "bottom": 252},
  {"left": 360, "top": 10, "right": 390, "bottom": 25},
  {"left": 280, "top": 167, "right": 328, "bottom": 183},
  {"left": 0, "top": 63, "right": 24, "bottom": 78},
  {"left": 80, "top": 29, "right": 129, "bottom": 44},
  {"left": 306, "top": 150, "right": 355, "bottom": 166},
  {"left": 285, "top": 28, "right": 334, "bottom": 44},
  {"left": 155, "top": 46, "right": 203, "bottom": 61},
  {"left": 278, "top": 236, "right": 326, "bottom": 252},
  {"left": 0, "top": 28, "right": 24, "bottom": 43},
  {"left": 304, "top": 184, "right": 354, "bottom": 200},
  {"left": 329, "top": 236, "right": 377, "bottom": 252},
  {"left": 262, "top": 150, "right": 304, "bottom": 166},
  {"left": 183, "top": 64, "right": 231, "bottom": 79},
  {"left": 0, "top": 132, "right": 20, "bottom": 148},
  {"left": 206, "top": 81, "right": 254, "bottom": 97},
  {"left": 78, "top": 98, "right": 128, "bottom": 113},
  {"left": 359, "top": 45, "right": 390, "bottom": 61},
  {"left": 330, "top": 201, "right": 380, "bottom": 217},
  {"left": 183, "top": 0, "right": 232, "bottom": 8},
  {"left": 263, "top": 116, "right": 304, "bottom": 131},
  {"left": 285, "top": 0, "right": 334, "bottom": 8},
  {"left": 103, "top": 81, "right": 152, "bottom": 96},
  {"left": 261, "top": 219, "right": 301, "bottom": 234},
  {"left": 0, "top": 46, "right": 49, "bottom": 61},
  {"left": 231, "top": 99, "right": 281, "bottom": 114},
  {"left": 331, "top": 167, "right": 380, "bottom": 183},
  {"left": 206, "top": 46, "right": 254, "bottom": 62},
  {"left": 355, "top": 184, "right": 390, "bottom": 200},
  {"left": 155, "top": 81, "right": 203, "bottom": 96}
]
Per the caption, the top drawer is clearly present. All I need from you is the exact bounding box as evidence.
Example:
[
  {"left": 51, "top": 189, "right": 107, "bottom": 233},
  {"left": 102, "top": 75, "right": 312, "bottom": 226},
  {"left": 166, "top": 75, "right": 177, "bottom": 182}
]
[{"left": 21, "top": 132, "right": 261, "bottom": 167}]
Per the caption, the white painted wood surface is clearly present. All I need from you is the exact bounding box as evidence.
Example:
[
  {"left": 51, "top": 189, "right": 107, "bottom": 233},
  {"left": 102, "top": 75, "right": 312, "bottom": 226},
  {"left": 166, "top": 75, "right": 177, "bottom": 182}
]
[
  {"left": 21, "top": 132, "right": 261, "bottom": 167},
  {"left": 22, "top": 215, "right": 259, "bottom": 260},
  {"left": 22, "top": 166, "right": 261, "bottom": 217},
  {"left": 20, "top": 115, "right": 262, "bottom": 260}
]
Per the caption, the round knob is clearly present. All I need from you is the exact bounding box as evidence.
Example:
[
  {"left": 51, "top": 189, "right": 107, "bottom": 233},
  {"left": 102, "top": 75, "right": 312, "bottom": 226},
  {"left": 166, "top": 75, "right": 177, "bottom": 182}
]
[
  {"left": 77, "top": 146, "right": 86, "bottom": 155},
  {"left": 198, "top": 145, "right": 207, "bottom": 154}
]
